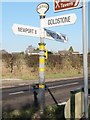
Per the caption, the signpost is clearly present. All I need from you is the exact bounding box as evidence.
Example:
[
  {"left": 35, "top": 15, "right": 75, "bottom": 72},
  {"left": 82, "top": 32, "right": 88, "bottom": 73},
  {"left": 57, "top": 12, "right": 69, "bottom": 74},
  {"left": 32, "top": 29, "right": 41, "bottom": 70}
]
[
  {"left": 44, "top": 28, "right": 68, "bottom": 42},
  {"left": 12, "top": 24, "right": 40, "bottom": 37},
  {"left": 82, "top": 0, "right": 88, "bottom": 118},
  {"left": 44, "top": 13, "right": 77, "bottom": 28},
  {"left": 12, "top": 24, "right": 67, "bottom": 42},
  {"left": 12, "top": 3, "right": 68, "bottom": 114},
  {"left": 12, "top": 1, "right": 87, "bottom": 117},
  {"left": 36, "top": 2, "right": 49, "bottom": 114},
  {"left": 54, "top": 0, "right": 80, "bottom": 12},
  {"left": 12, "top": 0, "right": 88, "bottom": 119}
]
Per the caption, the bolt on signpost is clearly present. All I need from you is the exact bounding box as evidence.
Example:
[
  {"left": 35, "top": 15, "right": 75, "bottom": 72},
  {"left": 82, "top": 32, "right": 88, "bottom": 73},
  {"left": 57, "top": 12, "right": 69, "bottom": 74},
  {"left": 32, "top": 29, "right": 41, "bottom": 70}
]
[{"left": 36, "top": 3, "right": 49, "bottom": 114}]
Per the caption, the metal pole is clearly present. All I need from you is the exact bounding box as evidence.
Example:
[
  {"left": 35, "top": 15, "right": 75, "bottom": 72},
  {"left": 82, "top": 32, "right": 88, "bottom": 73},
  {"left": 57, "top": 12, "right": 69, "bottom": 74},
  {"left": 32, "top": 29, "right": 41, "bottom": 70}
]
[
  {"left": 38, "top": 14, "right": 46, "bottom": 114},
  {"left": 36, "top": 2, "right": 49, "bottom": 114},
  {"left": 82, "top": 0, "right": 88, "bottom": 118}
]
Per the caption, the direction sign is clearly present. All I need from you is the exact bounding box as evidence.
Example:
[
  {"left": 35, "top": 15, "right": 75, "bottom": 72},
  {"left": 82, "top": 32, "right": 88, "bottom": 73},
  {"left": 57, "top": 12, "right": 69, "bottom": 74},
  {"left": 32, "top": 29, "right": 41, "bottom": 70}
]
[
  {"left": 44, "top": 31, "right": 54, "bottom": 40},
  {"left": 12, "top": 24, "right": 40, "bottom": 37},
  {"left": 44, "top": 28, "right": 68, "bottom": 42},
  {"left": 54, "top": 0, "right": 80, "bottom": 12},
  {"left": 44, "top": 13, "right": 77, "bottom": 28},
  {"left": 12, "top": 24, "right": 68, "bottom": 42}
]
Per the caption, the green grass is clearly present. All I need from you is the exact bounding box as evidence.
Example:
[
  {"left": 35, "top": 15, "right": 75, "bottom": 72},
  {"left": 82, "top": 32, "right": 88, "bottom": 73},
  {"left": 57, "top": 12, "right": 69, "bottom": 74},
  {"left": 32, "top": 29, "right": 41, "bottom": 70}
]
[
  {"left": 2, "top": 72, "right": 38, "bottom": 80},
  {"left": 45, "top": 70, "right": 83, "bottom": 79},
  {"left": 2, "top": 71, "right": 83, "bottom": 80},
  {"left": 2, "top": 66, "right": 83, "bottom": 80}
]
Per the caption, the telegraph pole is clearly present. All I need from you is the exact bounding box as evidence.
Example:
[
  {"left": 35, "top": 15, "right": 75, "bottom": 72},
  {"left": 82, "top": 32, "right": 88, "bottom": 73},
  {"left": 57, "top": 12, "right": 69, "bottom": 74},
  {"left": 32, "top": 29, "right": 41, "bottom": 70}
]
[
  {"left": 82, "top": 0, "right": 88, "bottom": 118},
  {"left": 37, "top": 3, "right": 49, "bottom": 114}
]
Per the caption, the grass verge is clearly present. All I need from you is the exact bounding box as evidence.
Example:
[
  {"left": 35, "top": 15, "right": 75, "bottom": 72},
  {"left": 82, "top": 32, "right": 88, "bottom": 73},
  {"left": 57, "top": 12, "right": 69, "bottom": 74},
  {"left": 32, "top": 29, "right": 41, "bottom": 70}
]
[
  {"left": 2, "top": 69, "right": 83, "bottom": 80},
  {"left": 2, "top": 104, "right": 90, "bottom": 120}
]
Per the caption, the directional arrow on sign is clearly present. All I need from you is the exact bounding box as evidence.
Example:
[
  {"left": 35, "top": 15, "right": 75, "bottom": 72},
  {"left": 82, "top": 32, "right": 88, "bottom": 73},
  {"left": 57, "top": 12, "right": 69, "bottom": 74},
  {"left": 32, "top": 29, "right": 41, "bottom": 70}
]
[
  {"left": 44, "top": 13, "right": 77, "bottom": 28},
  {"left": 12, "top": 24, "right": 40, "bottom": 37},
  {"left": 44, "top": 28, "right": 68, "bottom": 42}
]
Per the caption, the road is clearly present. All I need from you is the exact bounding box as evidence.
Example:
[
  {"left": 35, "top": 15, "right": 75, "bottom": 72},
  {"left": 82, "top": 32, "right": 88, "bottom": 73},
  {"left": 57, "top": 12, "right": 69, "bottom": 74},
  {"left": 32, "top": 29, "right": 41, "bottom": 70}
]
[{"left": 2, "top": 77, "right": 90, "bottom": 112}]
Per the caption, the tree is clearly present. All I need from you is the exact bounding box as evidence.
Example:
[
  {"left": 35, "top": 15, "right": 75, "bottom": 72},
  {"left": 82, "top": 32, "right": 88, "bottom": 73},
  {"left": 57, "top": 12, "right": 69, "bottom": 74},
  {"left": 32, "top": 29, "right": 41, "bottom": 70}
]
[
  {"left": 2, "top": 53, "right": 17, "bottom": 73},
  {"left": 68, "top": 46, "right": 74, "bottom": 53}
]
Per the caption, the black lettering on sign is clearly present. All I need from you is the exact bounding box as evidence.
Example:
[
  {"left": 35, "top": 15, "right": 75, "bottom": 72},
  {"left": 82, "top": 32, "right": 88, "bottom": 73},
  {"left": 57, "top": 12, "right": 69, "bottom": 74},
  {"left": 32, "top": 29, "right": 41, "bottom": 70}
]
[
  {"left": 48, "top": 20, "right": 52, "bottom": 25},
  {"left": 35, "top": 30, "right": 37, "bottom": 34},
  {"left": 56, "top": 34, "right": 59, "bottom": 39},
  {"left": 68, "top": 16, "right": 70, "bottom": 22},
  {"left": 51, "top": 32, "right": 57, "bottom": 39},
  {"left": 18, "top": 27, "right": 35, "bottom": 34},
  {"left": 57, "top": 18, "right": 60, "bottom": 24},
  {"left": 18, "top": 27, "right": 23, "bottom": 32},
  {"left": 48, "top": 16, "right": 71, "bottom": 26},
  {"left": 28, "top": 29, "right": 34, "bottom": 33},
  {"left": 64, "top": 17, "right": 67, "bottom": 23},
  {"left": 27, "top": 29, "right": 31, "bottom": 33},
  {"left": 23, "top": 28, "right": 28, "bottom": 32},
  {"left": 64, "top": 16, "right": 70, "bottom": 23}
]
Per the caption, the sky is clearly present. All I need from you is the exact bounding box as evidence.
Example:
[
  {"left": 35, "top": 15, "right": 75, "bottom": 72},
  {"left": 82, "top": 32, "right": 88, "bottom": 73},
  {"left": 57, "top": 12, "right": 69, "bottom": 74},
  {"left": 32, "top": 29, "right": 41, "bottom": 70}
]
[
  {"left": 1, "top": 0, "right": 90, "bottom": 53},
  {"left": 88, "top": 1, "right": 90, "bottom": 52}
]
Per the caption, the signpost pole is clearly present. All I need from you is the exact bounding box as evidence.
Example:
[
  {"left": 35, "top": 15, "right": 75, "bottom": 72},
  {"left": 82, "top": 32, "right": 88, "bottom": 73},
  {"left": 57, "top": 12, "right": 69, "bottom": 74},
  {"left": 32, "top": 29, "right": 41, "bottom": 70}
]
[
  {"left": 82, "top": 0, "right": 88, "bottom": 118},
  {"left": 38, "top": 14, "right": 46, "bottom": 114},
  {"left": 37, "top": 3, "right": 49, "bottom": 114}
]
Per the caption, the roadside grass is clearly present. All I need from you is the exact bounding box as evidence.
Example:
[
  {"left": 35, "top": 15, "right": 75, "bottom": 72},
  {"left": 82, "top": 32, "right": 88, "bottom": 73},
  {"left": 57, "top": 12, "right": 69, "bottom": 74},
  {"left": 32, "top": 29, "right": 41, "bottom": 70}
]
[
  {"left": 2, "top": 107, "right": 38, "bottom": 120},
  {"left": 2, "top": 105, "right": 65, "bottom": 120},
  {"left": 2, "top": 68, "right": 83, "bottom": 80},
  {"left": 2, "top": 104, "right": 90, "bottom": 120},
  {"left": 2, "top": 71, "right": 38, "bottom": 80},
  {"left": 40, "top": 105, "right": 65, "bottom": 120},
  {"left": 45, "top": 71, "right": 83, "bottom": 79}
]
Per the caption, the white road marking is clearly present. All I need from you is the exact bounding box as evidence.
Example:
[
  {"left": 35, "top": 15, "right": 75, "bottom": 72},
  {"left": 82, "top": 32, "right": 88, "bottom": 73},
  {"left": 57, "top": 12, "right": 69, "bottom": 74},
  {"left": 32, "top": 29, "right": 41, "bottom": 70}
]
[
  {"left": 8, "top": 82, "right": 79, "bottom": 95},
  {"left": 9, "top": 91, "right": 24, "bottom": 95},
  {"left": 49, "top": 82, "right": 79, "bottom": 89},
  {"left": 19, "top": 83, "right": 27, "bottom": 86}
]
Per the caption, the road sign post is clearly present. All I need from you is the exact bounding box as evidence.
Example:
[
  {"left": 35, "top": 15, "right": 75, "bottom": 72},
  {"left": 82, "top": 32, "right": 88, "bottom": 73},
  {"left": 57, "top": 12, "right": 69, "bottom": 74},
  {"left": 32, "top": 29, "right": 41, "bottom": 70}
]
[
  {"left": 82, "top": 0, "right": 88, "bottom": 118},
  {"left": 12, "top": 2, "right": 70, "bottom": 115},
  {"left": 37, "top": 2, "right": 49, "bottom": 114}
]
